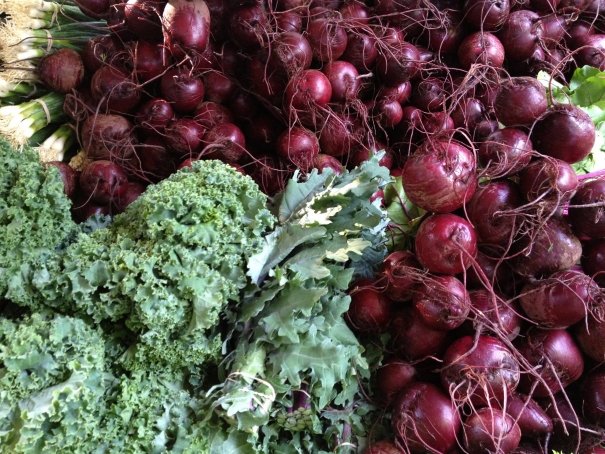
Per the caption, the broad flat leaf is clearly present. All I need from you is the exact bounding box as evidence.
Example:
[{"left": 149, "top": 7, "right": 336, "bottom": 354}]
[
  {"left": 275, "top": 170, "right": 333, "bottom": 223},
  {"left": 325, "top": 238, "right": 371, "bottom": 262},
  {"left": 240, "top": 285, "right": 283, "bottom": 321},
  {"left": 260, "top": 283, "right": 326, "bottom": 344},
  {"left": 581, "top": 103, "right": 605, "bottom": 123},
  {"left": 285, "top": 247, "right": 331, "bottom": 280},
  {"left": 208, "top": 428, "right": 258, "bottom": 454},
  {"left": 570, "top": 65, "right": 605, "bottom": 91},
  {"left": 571, "top": 78, "right": 605, "bottom": 107},
  {"left": 246, "top": 225, "right": 326, "bottom": 285}
]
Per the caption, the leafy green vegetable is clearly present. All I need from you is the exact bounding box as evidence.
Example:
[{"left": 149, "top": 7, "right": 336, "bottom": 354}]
[
  {"left": 538, "top": 66, "right": 605, "bottom": 174},
  {"left": 204, "top": 156, "right": 391, "bottom": 452},
  {"left": 0, "top": 132, "right": 394, "bottom": 452},
  {"left": 0, "top": 313, "right": 106, "bottom": 453},
  {"left": 93, "top": 369, "right": 207, "bottom": 454},
  {"left": 33, "top": 160, "right": 275, "bottom": 373},
  {"left": 0, "top": 137, "right": 77, "bottom": 308}
]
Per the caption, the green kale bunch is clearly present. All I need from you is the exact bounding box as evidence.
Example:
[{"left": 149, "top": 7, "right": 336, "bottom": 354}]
[
  {"left": 35, "top": 160, "right": 275, "bottom": 372},
  {"left": 0, "top": 313, "right": 106, "bottom": 453},
  {"left": 0, "top": 138, "right": 77, "bottom": 308},
  {"left": 92, "top": 369, "right": 208, "bottom": 454}
]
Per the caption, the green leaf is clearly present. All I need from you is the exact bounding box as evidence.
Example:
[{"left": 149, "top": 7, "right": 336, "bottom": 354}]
[
  {"left": 569, "top": 65, "right": 604, "bottom": 91},
  {"left": 259, "top": 281, "right": 326, "bottom": 344},
  {"left": 207, "top": 428, "right": 258, "bottom": 454},
  {"left": 247, "top": 225, "right": 326, "bottom": 285},
  {"left": 240, "top": 285, "right": 282, "bottom": 321},
  {"left": 274, "top": 170, "right": 334, "bottom": 224},
  {"left": 285, "top": 247, "right": 332, "bottom": 280},
  {"left": 269, "top": 334, "right": 356, "bottom": 408}
]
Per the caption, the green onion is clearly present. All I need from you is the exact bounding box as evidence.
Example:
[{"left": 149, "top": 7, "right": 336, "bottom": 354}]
[
  {"left": 0, "top": 91, "right": 66, "bottom": 147},
  {"left": 35, "top": 122, "right": 76, "bottom": 161}
]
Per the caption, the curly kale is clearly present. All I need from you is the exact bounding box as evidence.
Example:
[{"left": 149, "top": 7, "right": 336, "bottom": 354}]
[
  {"left": 0, "top": 138, "right": 77, "bottom": 309},
  {"left": 0, "top": 313, "right": 106, "bottom": 453},
  {"left": 92, "top": 369, "right": 208, "bottom": 454},
  {"left": 35, "top": 160, "right": 275, "bottom": 372}
]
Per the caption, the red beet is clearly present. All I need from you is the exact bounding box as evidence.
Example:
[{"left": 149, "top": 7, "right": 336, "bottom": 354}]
[
  {"left": 531, "top": 104, "right": 596, "bottom": 164},
  {"left": 402, "top": 138, "right": 477, "bottom": 213},
  {"left": 494, "top": 77, "right": 548, "bottom": 127},
  {"left": 441, "top": 335, "right": 520, "bottom": 406},
  {"left": 38, "top": 48, "right": 85, "bottom": 94},
  {"left": 463, "top": 408, "right": 521, "bottom": 454},
  {"left": 346, "top": 278, "right": 393, "bottom": 334},
  {"left": 516, "top": 328, "right": 585, "bottom": 397},
  {"left": 376, "top": 358, "right": 418, "bottom": 405},
  {"left": 390, "top": 308, "right": 449, "bottom": 360},
  {"left": 478, "top": 128, "right": 533, "bottom": 177},
  {"left": 380, "top": 251, "right": 422, "bottom": 302},
  {"left": 519, "top": 270, "right": 596, "bottom": 329},
  {"left": 392, "top": 382, "right": 461, "bottom": 454},
  {"left": 415, "top": 213, "right": 478, "bottom": 275},
  {"left": 412, "top": 275, "right": 471, "bottom": 331},
  {"left": 79, "top": 160, "right": 129, "bottom": 205},
  {"left": 568, "top": 179, "right": 605, "bottom": 239}
]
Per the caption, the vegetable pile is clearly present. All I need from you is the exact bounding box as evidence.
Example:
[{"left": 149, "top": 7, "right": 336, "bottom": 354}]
[
  {"left": 2, "top": 0, "right": 605, "bottom": 453},
  {"left": 0, "top": 137, "right": 391, "bottom": 452}
]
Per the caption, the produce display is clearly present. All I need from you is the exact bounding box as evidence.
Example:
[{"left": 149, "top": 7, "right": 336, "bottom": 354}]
[{"left": 1, "top": 0, "right": 605, "bottom": 453}]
